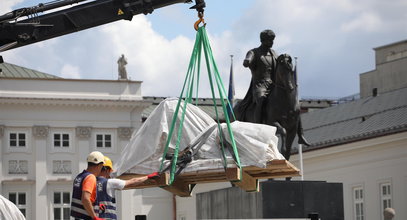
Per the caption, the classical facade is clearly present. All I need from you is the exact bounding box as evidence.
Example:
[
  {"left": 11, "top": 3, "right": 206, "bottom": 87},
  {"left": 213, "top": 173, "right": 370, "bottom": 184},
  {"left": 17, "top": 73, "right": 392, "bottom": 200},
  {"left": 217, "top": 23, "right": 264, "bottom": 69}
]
[{"left": 0, "top": 71, "right": 150, "bottom": 219}]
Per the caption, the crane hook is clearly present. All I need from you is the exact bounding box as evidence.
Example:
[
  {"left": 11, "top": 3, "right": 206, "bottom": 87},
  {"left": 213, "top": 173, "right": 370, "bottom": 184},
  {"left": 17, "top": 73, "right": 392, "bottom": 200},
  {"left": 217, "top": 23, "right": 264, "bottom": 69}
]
[{"left": 194, "top": 11, "right": 205, "bottom": 31}]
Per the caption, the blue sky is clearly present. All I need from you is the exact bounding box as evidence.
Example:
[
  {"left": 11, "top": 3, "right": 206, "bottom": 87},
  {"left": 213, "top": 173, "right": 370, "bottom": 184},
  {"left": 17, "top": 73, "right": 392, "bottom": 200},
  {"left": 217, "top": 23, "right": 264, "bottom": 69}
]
[{"left": 1, "top": 0, "right": 407, "bottom": 99}]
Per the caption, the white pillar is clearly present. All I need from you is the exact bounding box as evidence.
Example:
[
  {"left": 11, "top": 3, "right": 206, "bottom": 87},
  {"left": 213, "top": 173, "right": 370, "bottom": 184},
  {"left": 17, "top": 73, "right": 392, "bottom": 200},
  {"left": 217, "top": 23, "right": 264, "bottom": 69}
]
[
  {"left": 0, "top": 125, "right": 3, "bottom": 194},
  {"left": 33, "top": 126, "right": 49, "bottom": 219},
  {"left": 298, "top": 144, "right": 304, "bottom": 180},
  {"left": 76, "top": 127, "right": 93, "bottom": 172}
]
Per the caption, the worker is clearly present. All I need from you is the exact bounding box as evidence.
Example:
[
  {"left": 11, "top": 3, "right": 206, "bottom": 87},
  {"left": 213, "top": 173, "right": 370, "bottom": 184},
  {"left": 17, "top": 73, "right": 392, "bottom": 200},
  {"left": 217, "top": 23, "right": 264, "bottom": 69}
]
[
  {"left": 384, "top": 207, "right": 395, "bottom": 220},
  {"left": 71, "top": 151, "right": 105, "bottom": 220},
  {"left": 95, "top": 156, "right": 159, "bottom": 219}
]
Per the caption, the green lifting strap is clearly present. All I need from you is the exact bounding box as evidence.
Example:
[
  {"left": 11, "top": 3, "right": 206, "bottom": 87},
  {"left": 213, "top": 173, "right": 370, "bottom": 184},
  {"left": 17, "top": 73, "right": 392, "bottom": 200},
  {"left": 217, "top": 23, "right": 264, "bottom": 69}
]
[{"left": 159, "top": 26, "right": 241, "bottom": 185}]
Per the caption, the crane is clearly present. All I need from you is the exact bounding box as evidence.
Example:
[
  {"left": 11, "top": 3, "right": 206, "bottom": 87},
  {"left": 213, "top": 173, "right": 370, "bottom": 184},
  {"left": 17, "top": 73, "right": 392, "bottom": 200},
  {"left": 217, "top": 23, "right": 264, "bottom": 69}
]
[{"left": 0, "top": 0, "right": 205, "bottom": 52}]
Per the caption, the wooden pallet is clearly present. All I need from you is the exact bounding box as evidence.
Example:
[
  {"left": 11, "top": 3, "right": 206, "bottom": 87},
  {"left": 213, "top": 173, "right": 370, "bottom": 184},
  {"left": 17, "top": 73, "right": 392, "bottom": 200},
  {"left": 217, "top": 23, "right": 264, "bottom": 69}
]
[{"left": 118, "top": 159, "right": 300, "bottom": 197}]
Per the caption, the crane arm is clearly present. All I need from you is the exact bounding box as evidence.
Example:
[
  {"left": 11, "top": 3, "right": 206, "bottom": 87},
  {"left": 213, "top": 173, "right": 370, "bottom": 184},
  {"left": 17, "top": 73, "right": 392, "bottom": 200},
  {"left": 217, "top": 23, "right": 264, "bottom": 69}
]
[{"left": 0, "top": 0, "right": 205, "bottom": 51}]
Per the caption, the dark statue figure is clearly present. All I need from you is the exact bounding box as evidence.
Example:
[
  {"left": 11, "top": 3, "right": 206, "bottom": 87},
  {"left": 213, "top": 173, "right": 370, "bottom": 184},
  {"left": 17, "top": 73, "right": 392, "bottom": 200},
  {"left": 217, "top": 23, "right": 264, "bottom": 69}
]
[
  {"left": 234, "top": 29, "right": 278, "bottom": 123},
  {"left": 233, "top": 29, "right": 310, "bottom": 161},
  {"left": 265, "top": 53, "right": 310, "bottom": 160}
]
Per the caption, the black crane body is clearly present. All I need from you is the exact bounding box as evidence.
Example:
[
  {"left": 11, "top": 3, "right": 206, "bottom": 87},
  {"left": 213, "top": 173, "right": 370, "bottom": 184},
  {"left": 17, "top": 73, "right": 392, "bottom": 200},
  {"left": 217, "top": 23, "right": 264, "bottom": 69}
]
[{"left": 0, "top": 0, "right": 205, "bottom": 51}]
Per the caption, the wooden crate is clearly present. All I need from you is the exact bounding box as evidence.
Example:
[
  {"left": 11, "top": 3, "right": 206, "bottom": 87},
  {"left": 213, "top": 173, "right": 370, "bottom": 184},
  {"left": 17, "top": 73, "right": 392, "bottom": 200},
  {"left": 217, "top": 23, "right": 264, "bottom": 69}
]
[{"left": 118, "top": 159, "right": 300, "bottom": 197}]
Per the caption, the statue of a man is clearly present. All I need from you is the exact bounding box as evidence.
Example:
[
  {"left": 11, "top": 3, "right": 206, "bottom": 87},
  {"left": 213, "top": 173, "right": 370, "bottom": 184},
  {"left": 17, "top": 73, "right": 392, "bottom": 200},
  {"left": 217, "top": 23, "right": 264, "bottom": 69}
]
[
  {"left": 117, "top": 54, "right": 128, "bottom": 80},
  {"left": 234, "top": 29, "right": 278, "bottom": 123}
]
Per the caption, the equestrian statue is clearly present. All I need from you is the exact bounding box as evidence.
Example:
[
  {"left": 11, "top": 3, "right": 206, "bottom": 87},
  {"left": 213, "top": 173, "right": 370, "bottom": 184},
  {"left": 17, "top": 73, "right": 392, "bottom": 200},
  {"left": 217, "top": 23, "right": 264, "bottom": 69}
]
[{"left": 233, "top": 29, "right": 310, "bottom": 161}]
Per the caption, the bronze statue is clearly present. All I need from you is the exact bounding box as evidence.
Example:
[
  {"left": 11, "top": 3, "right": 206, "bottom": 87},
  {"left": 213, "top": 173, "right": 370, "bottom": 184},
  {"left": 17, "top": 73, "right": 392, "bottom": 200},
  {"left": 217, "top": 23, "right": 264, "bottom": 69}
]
[
  {"left": 234, "top": 30, "right": 309, "bottom": 161},
  {"left": 118, "top": 54, "right": 128, "bottom": 80},
  {"left": 234, "top": 29, "right": 278, "bottom": 123}
]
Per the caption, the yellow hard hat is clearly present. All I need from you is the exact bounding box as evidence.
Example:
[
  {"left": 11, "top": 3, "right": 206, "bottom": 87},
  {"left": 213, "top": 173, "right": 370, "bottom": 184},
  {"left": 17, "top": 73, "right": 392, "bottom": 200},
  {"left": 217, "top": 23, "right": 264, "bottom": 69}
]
[{"left": 103, "top": 156, "right": 114, "bottom": 171}]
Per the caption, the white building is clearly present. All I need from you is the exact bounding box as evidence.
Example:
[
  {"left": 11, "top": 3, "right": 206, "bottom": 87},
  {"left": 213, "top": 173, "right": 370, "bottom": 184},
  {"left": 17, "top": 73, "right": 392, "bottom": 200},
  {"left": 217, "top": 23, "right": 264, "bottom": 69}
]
[
  {"left": 0, "top": 67, "right": 152, "bottom": 220},
  {"left": 0, "top": 62, "right": 235, "bottom": 220},
  {"left": 287, "top": 40, "right": 407, "bottom": 220}
]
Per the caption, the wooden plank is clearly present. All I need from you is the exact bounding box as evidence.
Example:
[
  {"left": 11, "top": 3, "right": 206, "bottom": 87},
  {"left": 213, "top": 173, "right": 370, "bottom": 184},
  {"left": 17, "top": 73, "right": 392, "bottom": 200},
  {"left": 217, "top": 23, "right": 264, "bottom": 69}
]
[
  {"left": 185, "top": 177, "right": 228, "bottom": 184},
  {"left": 281, "top": 160, "right": 300, "bottom": 171},
  {"left": 248, "top": 167, "right": 300, "bottom": 174},
  {"left": 225, "top": 167, "right": 241, "bottom": 182},
  {"left": 119, "top": 173, "right": 169, "bottom": 189},
  {"left": 244, "top": 160, "right": 294, "bottom": 171},
  {"left": 231, "top": 170, "right": 259, "bottom": 192},
  {"left": 180, "top": 168, "right": 226, "bottom": 177},
  {"left": 178, "top": 167, "right": 241, "bottom": 184},
  {"left": 117, "top": 159, "right": 300, "bottom": 194},
  {"left": 162, "top": 177, "right": 192, "bottom": 197},
  {"left": 121, "top": 173, "right": 192, "bottom": 197},
  {"left": 249, "top": 171, "right": 300, "bottom": 179}
]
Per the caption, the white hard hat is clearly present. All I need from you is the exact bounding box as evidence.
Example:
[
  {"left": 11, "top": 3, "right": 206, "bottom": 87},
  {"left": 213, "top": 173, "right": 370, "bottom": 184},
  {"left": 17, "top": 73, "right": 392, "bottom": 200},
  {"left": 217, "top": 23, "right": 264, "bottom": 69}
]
[
  {"left": 87, "top": 151, "right": 104, "bottom": 164},
  {"left": 384, "top": 208, "right": 395, "bottom": 220}
]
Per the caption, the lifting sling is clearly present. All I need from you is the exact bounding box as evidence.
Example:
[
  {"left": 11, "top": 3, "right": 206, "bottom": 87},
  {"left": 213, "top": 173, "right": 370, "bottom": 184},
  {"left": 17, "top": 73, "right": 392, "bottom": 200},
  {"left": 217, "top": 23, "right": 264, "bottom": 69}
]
[{"left": 158, "top": 24, "right": 241, "bottom": 185}]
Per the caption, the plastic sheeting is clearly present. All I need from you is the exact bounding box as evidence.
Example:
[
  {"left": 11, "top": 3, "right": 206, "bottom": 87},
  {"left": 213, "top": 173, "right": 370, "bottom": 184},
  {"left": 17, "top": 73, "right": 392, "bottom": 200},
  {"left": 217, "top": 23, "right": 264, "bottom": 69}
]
[
  {"left": 0, "top": 195, "right": 26, "bottom": 220},
  {"left": 113, "top": 98, "right": 284, "bottom": 177}
]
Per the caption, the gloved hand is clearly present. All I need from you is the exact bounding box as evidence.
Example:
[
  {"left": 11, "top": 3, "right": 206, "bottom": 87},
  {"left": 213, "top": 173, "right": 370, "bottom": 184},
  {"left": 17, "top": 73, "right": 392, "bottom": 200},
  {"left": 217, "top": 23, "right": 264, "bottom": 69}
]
[
  {"left": 93, "top": 217, "right": 105, "bottom": 220},
  {"left": 99, "top": 203, "right": 106, "bottom": 213},
  {"left": 147, "top": 172, "right": 159, "bottom": 179}
]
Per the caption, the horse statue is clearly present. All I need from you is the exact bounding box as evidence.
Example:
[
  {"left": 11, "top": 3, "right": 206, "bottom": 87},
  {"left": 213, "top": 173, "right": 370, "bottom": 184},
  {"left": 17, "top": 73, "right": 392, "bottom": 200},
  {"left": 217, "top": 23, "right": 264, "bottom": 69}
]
[
  {"left": 265, "top": 54, "right": 310, "bottom": 161},
  {"left": 233, "top": 53, "right": 310, "bottom": 161}
]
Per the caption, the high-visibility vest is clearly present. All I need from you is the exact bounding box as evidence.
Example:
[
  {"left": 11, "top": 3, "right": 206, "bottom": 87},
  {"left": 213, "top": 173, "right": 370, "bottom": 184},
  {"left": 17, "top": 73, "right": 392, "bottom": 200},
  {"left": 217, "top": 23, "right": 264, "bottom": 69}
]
[
  {"left": 70, "top": 170, "right": 95, "bottom": 220},
  {"left": 95, "top": 177, "right": 117, "bottom": 219}
]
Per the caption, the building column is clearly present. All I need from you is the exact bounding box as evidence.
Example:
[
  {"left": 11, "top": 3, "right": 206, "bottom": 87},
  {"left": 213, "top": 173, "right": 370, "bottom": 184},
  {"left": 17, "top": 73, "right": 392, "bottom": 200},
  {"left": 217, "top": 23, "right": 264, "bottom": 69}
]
[
  {"left": 76, "top": 127, "right": 92, "bottom": 172},
  {"left": 33, "top": 125, "right": 49, "bottom": 220},
  {"left": 0, "top": 125, "right": 4, "bottom": 194}
]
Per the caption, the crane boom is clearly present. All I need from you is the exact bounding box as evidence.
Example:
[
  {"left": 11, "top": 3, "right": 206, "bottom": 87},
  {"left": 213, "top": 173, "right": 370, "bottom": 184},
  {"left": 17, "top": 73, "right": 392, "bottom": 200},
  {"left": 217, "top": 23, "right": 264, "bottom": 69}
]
[{"left": 0, "top": 0, "right": 205, "bottom": 51}]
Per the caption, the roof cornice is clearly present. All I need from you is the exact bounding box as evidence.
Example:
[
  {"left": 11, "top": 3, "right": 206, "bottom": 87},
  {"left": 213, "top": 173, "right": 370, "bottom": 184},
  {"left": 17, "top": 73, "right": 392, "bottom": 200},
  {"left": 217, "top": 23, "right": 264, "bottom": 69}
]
[
  {"left": 0, "top": 97, "right": 151, "bottom": 108},
  {"left": 293, "top": 124, "right": 407, "bottom": 154}
]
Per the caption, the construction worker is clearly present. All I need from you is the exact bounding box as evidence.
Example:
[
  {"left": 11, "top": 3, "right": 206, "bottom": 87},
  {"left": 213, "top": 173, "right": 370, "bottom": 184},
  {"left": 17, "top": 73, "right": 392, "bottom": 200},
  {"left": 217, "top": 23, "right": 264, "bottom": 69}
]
[
  {"left": 71, "top": 151, "right": 105, "bottom": 220},
  {"left": 95, "top": 156, "right": 159, "bottom": 219}
]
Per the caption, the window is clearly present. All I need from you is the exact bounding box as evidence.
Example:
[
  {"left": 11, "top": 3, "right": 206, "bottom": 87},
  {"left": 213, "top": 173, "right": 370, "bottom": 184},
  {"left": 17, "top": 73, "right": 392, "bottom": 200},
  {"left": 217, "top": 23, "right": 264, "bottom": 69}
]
[
  {"left": 53, "top": 191, "right": 71, "bottom": 220},
  {"left": 9, "top": 132, "right": 26, "bottom": 147},
  {"left": 52, "top": 160, "right": 72, "bottom": 174},
  {"left": 380, "top": 182, "right": 392, "bottom": 217},
  {"left": 353, "top": 187, "right": 364, "bottom": 220},
  {"left": 9, "top": 192, "right": 27, "bottom": 217},
  {"left": 6, "top": 130, "right": 31, "bottom": 153},
  {"left": 93, "top": 131, "right": 115, "bottom": 153},
  {"left": 8, "top": 160, "right": 28, "bottom": 174},
  {"left": 49, "top": 131, "right": 74, "bottom": 153},
  {"left": 96, "top": 134, "right": 112, "bottom": 148},
  {"left": 53, "top": 133, "right": 70, "bottom": 148}
]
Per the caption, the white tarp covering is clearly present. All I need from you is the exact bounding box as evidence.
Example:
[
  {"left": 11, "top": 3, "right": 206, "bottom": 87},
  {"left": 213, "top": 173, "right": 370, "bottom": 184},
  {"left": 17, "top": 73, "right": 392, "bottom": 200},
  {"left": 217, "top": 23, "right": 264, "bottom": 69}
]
[
  {"left": 0, "top": 195, "right": 26, "bottom": 220},
  {"left": 114, "top": 98, "right": 284, "bottom": 177}
]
